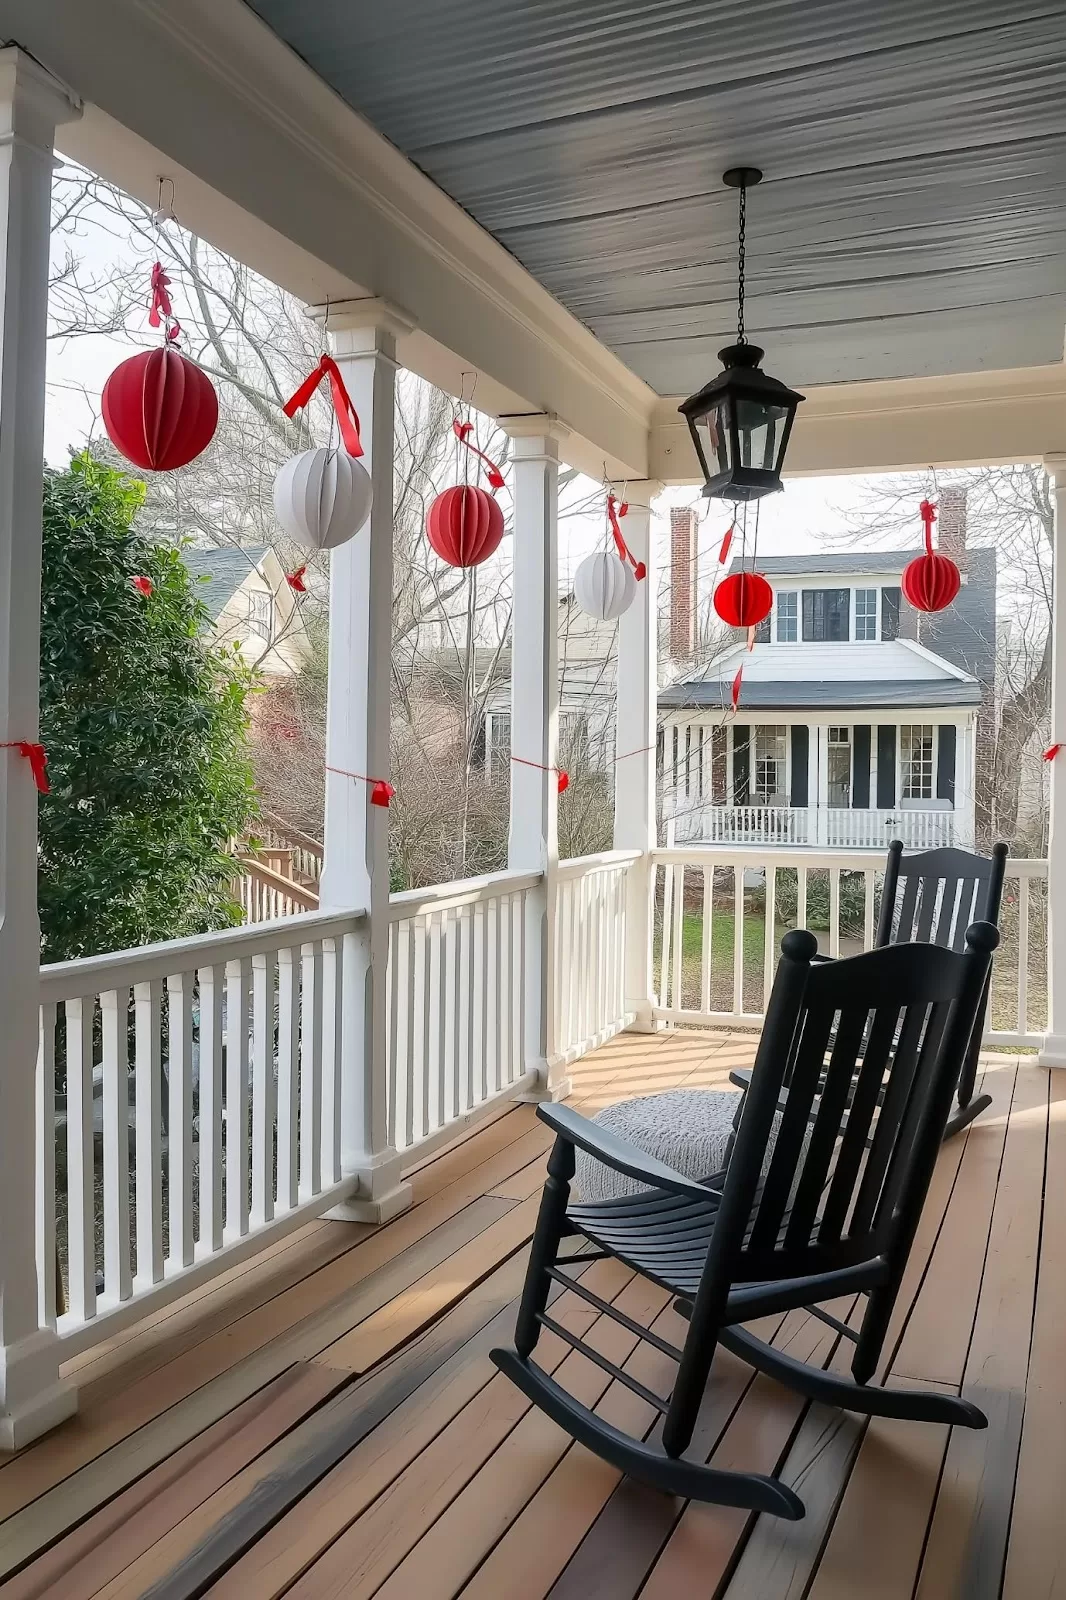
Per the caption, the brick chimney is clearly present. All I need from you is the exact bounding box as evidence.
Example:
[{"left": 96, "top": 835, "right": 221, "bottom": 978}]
[
  {"left": 670, "top": 506, "right": 698, "bottom": 660},
  {"left": 937, "top": 485, "right": 968, "bottom": 558}
]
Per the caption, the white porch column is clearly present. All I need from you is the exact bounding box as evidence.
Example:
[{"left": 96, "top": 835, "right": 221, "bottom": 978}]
[
  {"left": 612, "top": 483, "right": 661, "bottom": 1026},
  {"left": 954, "top": 717, "right": 976, "bottom": 849},
  {"left": 502, "top": 415, "right": 569, "bottom": 1098},
  {"left": 318, "top": 298, "right": 414, "bottom": 1219},
  {"left": 812, "top": 726, "right": 829, "bottom": 845},
  {"left": 0, "top": 48, "right": 80, "bottom": 1445},
  {"left": 1039, "top": 454, "right": 1066, "bottom": 1067}
]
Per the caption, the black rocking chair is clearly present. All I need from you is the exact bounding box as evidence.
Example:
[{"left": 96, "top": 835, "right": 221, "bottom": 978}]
[
  {"left": 730, "top": 840, "right": 1008, "bottom": 1142},
  {"left": 492, "top": 921, "right": 999, "bottom": 1520}
]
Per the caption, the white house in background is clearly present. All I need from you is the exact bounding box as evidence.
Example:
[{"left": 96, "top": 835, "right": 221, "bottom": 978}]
[
  {"left": 658, "top": 489, "right": 996, "bottom": 850},
  {"left": 181, "top": 545, "right": 312, "bottom": 678}
]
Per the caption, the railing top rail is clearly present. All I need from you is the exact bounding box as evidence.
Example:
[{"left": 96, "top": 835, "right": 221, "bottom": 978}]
[
  {"left": 258, "top": 810, "right": 324, "bottom": 857},
  {"left": 653, "top": 845, "right": 1048, "bottom": 876},
  {"left": 555, "top": 849, "right": 642, "bottom": 881},
  {"left": 40, "top": 906, "right": 366, "bottom": 1002},
  {"left": 389, "top": 867, "right": 542, "bottom": 921}
]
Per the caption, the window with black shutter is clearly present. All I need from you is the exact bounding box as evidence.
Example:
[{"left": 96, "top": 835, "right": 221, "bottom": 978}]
[
  {"left": 882, "top": 586, "right": 901, "bottom": 641},
  {"left": 801, "top": 588, "right": 851, "bottom": 641}
]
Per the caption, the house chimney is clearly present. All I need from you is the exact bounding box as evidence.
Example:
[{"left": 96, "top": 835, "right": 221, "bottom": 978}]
[
  {"left": 937, "top": 485, "right": 968, "bottom": 558},
  {"left": 670, "top": 506, "right": 698, "bottom": 660}
]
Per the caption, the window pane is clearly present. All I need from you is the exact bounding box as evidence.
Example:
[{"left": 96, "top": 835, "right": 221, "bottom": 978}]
[
  {"left": 776, "top": 591, "right": 798, "bottom": 642},
  {"left": 753, "top": 725, "right": 787, "bottom": 803},
  {"left": 882, "top": 587, "right": 900, "bottom": 641},
  {"left": 802, "top": 588, "right": 851, "bottom": 642},
  {"left": 754, "top": 614, "right": 771, "bottom": 643},
  {"left": 855, "top": 588, "right": 877, "bottom": 641},
  {"left": 901, "top": 724, "right": 934, "bottom": 800}
]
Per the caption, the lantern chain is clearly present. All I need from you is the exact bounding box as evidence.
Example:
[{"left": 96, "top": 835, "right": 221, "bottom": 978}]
[{"left": 737, "top": 179, "right": 747, "bottom": 345}]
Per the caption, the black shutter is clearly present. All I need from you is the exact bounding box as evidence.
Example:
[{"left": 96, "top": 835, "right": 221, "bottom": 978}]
[
  {"left": 877, "top": 725, "right": 896, "bottom": 808},
  {"left": 827, "top": 588, "right": 851, "bottom": 641},
  {"left": 790, "top": 726, "right": 809, "bottom": 806},
  {"left": 733, "top": 725, "right": 750, "bottom": 804},
  {"left": 882, "top": 587, "right": 900, "bottom": 641},
  {"left": 852, "top": 725, "right": 871, "bottom": 808},
  {"left": 937, "top": 725, "right": 956, "bottom": 802},
  {"left": 802, "top": 590, "right": 816, "bottom": 641}
]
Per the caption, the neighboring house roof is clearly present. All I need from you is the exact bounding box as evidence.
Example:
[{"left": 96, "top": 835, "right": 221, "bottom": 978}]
[
  {"left": 753, "top": 550, "right": 916, "bottom": 577},
  {"left": 183, "top": 546, "right": 271, "bottom": 618},
  {"left": 659, "top": 678, "right": 983, "bottom": 711}
]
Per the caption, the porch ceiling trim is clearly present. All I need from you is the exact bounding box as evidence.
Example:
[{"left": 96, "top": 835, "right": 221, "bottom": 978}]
[{"left": 10, "top": 0, "right": 655, "bottom": 478}]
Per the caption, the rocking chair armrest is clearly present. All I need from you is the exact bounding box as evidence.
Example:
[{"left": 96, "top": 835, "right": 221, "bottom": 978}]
[{"left": 536, "top": 1104, "right": 713, "bottom": 1200}]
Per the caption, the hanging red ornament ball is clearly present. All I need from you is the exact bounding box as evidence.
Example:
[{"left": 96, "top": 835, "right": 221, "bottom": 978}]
[
  {"left": 713, "top": 571, "right": 773, "bottom": 630},
  {"left": 102, "top": 347, "right": 218, "bottom": 472},
  {"left": 426, "top": 485, "right": 505, "bottom": 568},
  {"left": 901, "top": 551, "right": 960, "bottom": 613}
]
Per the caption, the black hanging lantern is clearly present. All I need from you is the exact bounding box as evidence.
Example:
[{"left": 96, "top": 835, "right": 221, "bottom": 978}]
[{"left": 679, "top": 168, "right": 804, "bottom": 502}]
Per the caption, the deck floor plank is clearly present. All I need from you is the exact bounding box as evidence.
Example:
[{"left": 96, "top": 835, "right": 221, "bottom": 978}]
[{"left": 0, "top": 1034, "right": 1057, "bottom": 1600}]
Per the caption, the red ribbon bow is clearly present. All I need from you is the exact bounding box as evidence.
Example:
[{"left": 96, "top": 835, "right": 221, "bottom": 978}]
[
  {"left": 731, "top": 665, "right": 744, "bottom": 712},
  {"left": 919, "top": 498, "right": 937, "bottom": 556},
  {"left": 453, "top": 420, "right": 505, "bottom": 490},
  {"left": 148, "top": 262, "right": 173, "bottom": 329},
  {"left": 1045, "top": 744, "right": 1062, "bottom": 763},
  {"left": 131, "top": 575, "right": 154, "bottom": 596},
  {"left": 718, "top": 524, "right": 734, "bottom": 566},
  {"left": 326, "top": 764, "right": 394, "bottom": 806},
  {"left": 607, "top": 493, "right": 646, "bottom": 581},
  {"left": 1, "top": 741, "right": 49, "bottom": 794},
  {"left": 284, "top": 356, "right": 364, "bottom": 457},
  {"left": 511, "top": 754, "right": 569, "bottom": 793},
  {"left": 286, "top": 566, "right": 307, "bottom": 594}
]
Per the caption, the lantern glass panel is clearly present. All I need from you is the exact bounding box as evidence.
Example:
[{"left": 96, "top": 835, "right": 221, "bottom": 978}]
[
  {"left": 736, "top": 397, "right": 790, "bottom": 472},
  {"left": 703, "top": 398, "right": 731, "bottom": 476}
]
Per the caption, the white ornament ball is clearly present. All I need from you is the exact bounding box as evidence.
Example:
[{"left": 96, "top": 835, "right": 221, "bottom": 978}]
[
  {"left": 573, "top": 550, "right": 636, "bottom": 621},
  {"left": 272, "top": 447, "right": 373, "bottom": 552}
]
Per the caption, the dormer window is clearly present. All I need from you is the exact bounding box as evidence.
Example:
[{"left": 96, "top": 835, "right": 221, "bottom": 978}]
[
  {"left": 855, "top": 588, "right": 877, "bottom": 641},
  {"left": 802, "top": 588, "right": 850, "bottom": 642},
  {"left": 776, "top": 591, "right": 798, "bottom": 641}
]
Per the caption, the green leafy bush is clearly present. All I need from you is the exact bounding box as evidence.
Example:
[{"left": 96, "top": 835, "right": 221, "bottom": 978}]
[{"left": 37, "top": 453, "right": 258, "bottom": 960}]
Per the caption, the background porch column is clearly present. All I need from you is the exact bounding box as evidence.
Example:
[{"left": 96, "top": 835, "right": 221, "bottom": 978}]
[
  {"left": 612, "top": 482, "right": 661, "bottom": 1026},
  {"left": 954, "top": 717, "right": 976, "bottom": 849},
  {"left": 1039, "top": 454, "right": 1066, "bottom": 1068},
  {"left": 502, "top": 416, "right": 569, "bottom": 1098},
  {"left": 0, "top": 48, "right": 80, "bottom": 1444},
  {"left": 318, "top": 298, "right": 415, "bottom": 1220}
]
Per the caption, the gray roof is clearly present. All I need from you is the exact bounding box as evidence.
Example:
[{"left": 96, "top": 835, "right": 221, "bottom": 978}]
[
  {"left": 918, "top": 546, "right": 996, "bottom": 691},
  {"left": 755, "top": 550, "right": 915, "bottom": 576},
  {"left": 182, "top": 547, "right": 269, "bottom": 619},
  {"left": 659, "top": 679, "right": 983, "bottom": 712}
]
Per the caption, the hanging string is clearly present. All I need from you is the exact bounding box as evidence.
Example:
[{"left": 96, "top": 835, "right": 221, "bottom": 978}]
[
  {"left": 283, "top": 356, "right": 364, "bottom": 457},
  {"left": 326, "top": 763, "right": 394, "bottom": 807},
  {"left": 1, "top": 741, "right": 49, "bottom": 793},
  {"left": 511, "top": 754, "right": 569, "bottom": 794}
]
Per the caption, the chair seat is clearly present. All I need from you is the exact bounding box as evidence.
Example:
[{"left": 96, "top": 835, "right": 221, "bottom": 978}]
[
  {"left": 573, "top": 1089, "right": 741, "bottom": 1202},
  {"left": 568, "top": 1186, "right": 722, "bottom": 1297}
]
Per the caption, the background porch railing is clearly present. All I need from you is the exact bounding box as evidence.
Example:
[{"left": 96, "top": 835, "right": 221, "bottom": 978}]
[
  {"left": 38, "top": 908, "right": 365, "bottom": 1355},
  {"left": 652, "top": 846, "right": 1047, "bottom": 1049},
  {"left": 663, "top": 804, "right": 956, "bottom": 850},
  {"left": 555, "top": 850, "right": 639, "bottom": 1061}
]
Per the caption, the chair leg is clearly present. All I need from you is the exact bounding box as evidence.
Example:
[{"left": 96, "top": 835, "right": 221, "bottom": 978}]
[
  {"left": 718, "top": 1325, "right": 987, "bottom": 1429},
  {"left": 514, "top": 1135, "right": 574, "bottom": 1358},
  {"left": 942, "top": 1092, "right": 992, "bottom": 1142}
]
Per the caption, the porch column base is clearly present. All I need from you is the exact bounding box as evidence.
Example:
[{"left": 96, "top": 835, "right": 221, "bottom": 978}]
[
  {"left": 326, "top": 1150, "right": 412, "bottom": 1224},
  {"left": 1037, "top": 1035, "right": 1066, "bottom": 1070},
  {"left": 0, "top": 1328, "right": 76, "bottom": 1450},
  {"left": 624, "top": 997, "right": 660, "bottom": 1033},
  {"left": 518, "top": 1060, "right": 573, "bottom": 1103}
]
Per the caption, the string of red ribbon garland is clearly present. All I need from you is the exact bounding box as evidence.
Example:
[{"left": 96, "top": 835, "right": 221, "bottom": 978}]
[{"left": 1, "top": 741, "right": 49, "bottom": 793}]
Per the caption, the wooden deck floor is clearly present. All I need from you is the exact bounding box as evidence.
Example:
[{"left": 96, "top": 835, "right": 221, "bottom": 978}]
[{"left": 1, "top": 1029, "right": 1062, "bottom": 1599}]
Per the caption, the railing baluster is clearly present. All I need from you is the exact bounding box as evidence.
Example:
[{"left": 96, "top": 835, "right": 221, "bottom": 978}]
[
  {"left": 864, "top": 869, "right": 876, "bottom": 949},
  {"left": 441, "top": 909, "right": 458, "bottom": 1119},
  {"left": 225, "top": 957, "right": 251, "bottom": 1239},
  {"left": 66, "top": 997, "right": 97, "bottom": 1322},
  {"left": 763, "top": 865, "right": 777, "bottom": 1010},
  {"left": 409, "top": 917, "right": 427, "bottom": 1146},
  {"left": 320, "top": 936, "right": 342, "bottom": 1185},
  {"left": 498, "top": 895, "right": 512, "bottom": 1087},
  {"left": 101, "top": 987, "right": 131, "bottom": 1303},
  {"left": 428, "top": 910, "right": 444, "bottom": 1133},
  {"left": 37, "top": 1004, "right": 58, "bottom": 1330},
  {"left": 198, "top": 963, "right": 224, "bottom": 1250},
  {"left": 829, "top": 869, "right": 841, "bottom": 959},
  {"left": 134, "top": 980, "right": 164, "bottom": 1289},
  {"left": 659, "top": 855, "right": 673, "bottom": 1014},
  {"left": 458, "top": 908, "right": 473, "bottom": 1113},
  {"left": 275, "top": 947, "right": 300, "bottom": 1213},
  {"left": 1017, "top": 875, "right": 1030, "bottom": 1038},
  {"left": 671, "top": 862, "right": 685, "bottom": 1011},
  {"left": 299, "top": 941, "right": 322, "bottom": 1197},
  {"left": 700, "top": 864, "right": 713, "bottom": 1014},
  {"left": 472, "top": 900, "right": 486, "bottom": 1104},
  {"left": 486, "top": 897, "right": 500, "bottom": 1097},
  {"left": 797, "top": 865, "right": 808, "bottom": 932},
  {"left": 732, "top": 864, "right": 745, "bottom": 1016},
  {"left": 250, "top": 952, "right": 277, "bottom": 1228},
  {"left": 167, "top": 972, "right": 195, "bottom": 1270}
]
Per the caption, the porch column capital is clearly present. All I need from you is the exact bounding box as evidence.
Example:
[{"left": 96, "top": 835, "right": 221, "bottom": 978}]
[
  {"left": 308, "top": 297, "right": 416, "bottom": 351},
  {"left": 497, "top": 412, "right": 571, "bottom": 449},
  {"left": 0, "top": 47, "right": 82, "bottom": 152},
  {"left": 1042, "top": 452, "right": 1066, "bottom": 483},
  {"left": 606, "top": 477, "right": 665, "bottom": 504}
]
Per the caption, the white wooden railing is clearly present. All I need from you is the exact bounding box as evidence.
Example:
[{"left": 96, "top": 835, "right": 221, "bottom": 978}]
[
  {"left": 234, "top": 855, "right": 319, "bottom": 922},
  {"left": 663, "top": 804, "right": 956, "bottom": 850},
  {"left": 386, "top": 870, "right": 540, "bottom": 1159},
  {"left": 258, "top": 812, "right": 324, "bottom": 886},
  {"left": 555, "top": 850, "right": 639, "bottom": 1061},
  {"left": 38, "top": 908, "right": 364, "bottom": 1355},
  {"left": 652, "top": 846, "right": 1047, "bottom": 1050}
]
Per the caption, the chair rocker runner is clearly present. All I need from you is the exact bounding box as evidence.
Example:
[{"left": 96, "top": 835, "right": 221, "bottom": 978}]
[
  {"left": 730, "top": 840, "right": 1008, "bottom": 1142},
  {"left": 492, "top": 921, "right": 999, "bottom": 1520}
]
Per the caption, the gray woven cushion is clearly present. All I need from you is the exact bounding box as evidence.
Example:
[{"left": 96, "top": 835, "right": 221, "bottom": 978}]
[{"left": 573, "top": 1089, "right": 741, "bottom": 1203}]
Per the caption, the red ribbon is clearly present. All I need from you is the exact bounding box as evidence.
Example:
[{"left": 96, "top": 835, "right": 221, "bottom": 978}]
[
  {"left": 718, "top": 525, "right": 734, "bottom": 565},
  {"left": 511, "top": 754, "right": 569, "bottom": 794},
  {"left": 731, "top": 665, "right": 744, "bottom": 711},
  {"left": 1, "top": 741, "right": 49, "bottom": 794},
  {"left": 148, "top": 262, "right": 173, "bottom": 329},
  {"left": 326, "top": 763, "right": 394, "bottom": 806},
  {"left": 284, "top": 356, "right": 364, "bottom": 457},
  {"left": 919, "top": 498, "right": 937, "bottom": 556},
  {"left": 1045, "top": 744, "right": 1062, "bottom": 762},
  {"left": 453, "top": 420, "right": 505, "bottom": 490},
  {"left": 607, "top": 494, "right": 646, "bottom": 581},
  {"left": 131, "top": 575, "right": 154, "bottom": 596},
  {"left": 286, "top": 566, "right": 308, "bottom": 594}
]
